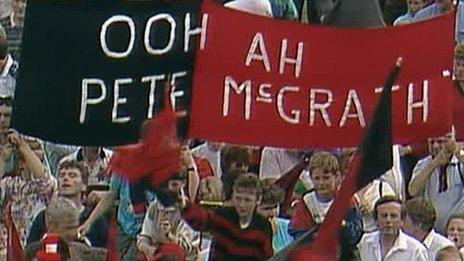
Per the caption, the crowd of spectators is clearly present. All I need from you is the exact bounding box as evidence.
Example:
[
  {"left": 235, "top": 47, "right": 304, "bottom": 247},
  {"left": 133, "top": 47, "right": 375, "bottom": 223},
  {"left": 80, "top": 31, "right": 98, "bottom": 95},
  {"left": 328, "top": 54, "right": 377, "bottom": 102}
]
[{"left": 0, "top": 0, "right": 464, "bottom": 260}]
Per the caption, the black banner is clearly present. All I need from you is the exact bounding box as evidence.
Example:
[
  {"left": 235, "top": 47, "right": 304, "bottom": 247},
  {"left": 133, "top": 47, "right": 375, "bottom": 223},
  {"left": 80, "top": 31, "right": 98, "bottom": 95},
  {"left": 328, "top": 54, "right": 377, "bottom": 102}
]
[{"left": 12, "top": 0, "right": 203, "bottom": 145}]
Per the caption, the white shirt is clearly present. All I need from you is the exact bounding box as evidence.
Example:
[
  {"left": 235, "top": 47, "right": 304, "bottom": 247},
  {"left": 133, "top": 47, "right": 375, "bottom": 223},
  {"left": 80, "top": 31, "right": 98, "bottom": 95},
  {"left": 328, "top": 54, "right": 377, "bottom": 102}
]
[
  {"left": 412, "top": 156, "right": 464, "bottom": 232},
  {"left": 192, "top": 143, "right": 222, "bottom": 179},
  {"left": 423, "top": 229, "right": 455, "bottom": 261},
  {"left": 0, "top": 54, "right": 15, "bottom": 97},
  {"left": 224, "top": 0, "right": 273, "bottom": 18},
  {"left": 259, "top": 147, "right": 313, "bottom": 190},
  {"left": 302, "top": 191, "right": 333, "bottom": 224},
  {"left": 358, "top": 230, "right": 428, "bottom": 261},
  {"left": 380, "top": 145, "right": 405, "bottom": 200},
  {"left": 259, "top": 147, "right": 300, "bottom": 180}
]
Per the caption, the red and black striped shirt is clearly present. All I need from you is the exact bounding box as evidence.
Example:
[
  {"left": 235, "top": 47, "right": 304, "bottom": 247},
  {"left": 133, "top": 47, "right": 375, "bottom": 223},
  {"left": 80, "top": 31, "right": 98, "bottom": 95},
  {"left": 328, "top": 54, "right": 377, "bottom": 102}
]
[{"left": 182, "top": 203, "right": 273, "bottom": 260}]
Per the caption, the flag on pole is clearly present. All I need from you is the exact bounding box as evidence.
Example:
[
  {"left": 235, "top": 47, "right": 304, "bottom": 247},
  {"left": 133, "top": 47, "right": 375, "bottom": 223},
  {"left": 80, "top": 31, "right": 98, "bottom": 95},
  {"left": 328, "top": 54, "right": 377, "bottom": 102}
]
[{"left": 290, "top": 58, "right": 401, "bottom": 259}]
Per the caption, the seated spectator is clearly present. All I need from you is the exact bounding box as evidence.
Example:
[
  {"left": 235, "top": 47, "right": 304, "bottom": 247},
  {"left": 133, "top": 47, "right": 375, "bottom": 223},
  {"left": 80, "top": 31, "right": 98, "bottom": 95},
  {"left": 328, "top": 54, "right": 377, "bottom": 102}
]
[
  {"left": 181, "top": 173, "right": 273, "bottom": 260},
  {"left": 0, "top": 26, "right": 17, "bottom": 98},
  {"left": 289, "top": 151, "right": 362, "bottom": 257},
  {"left": 0, "top": 129, "right": 55, "bottom": 246},
  {"left": 413, "top": 0, "right": 453, "bottom": 21},
  {"left": 446, "top": 214, "right": 464, "bottom": 257},
  {"left": 408, "top": 132, "right": 464, "bottom": 232},
  {"left": 393, "top": 0, "right": 426, "bottom": 25},
  {"left": 357, "top": 196, "right": 428, "bottom": 260},
  {"left": 137, "top": 200, "right": 199, "bottom": 260},
  {"left": 435, "top": 245, "right": 463, "bottom": 261},
  {"left": 257, "top": 184, "right": 294, "bottom": 254},
  {"left": 224, "top": 0, "right": 273, "bottom": 17},
  {"left": 27, "top": 159, "right": 108, "bottom": 248},
  {"left": 25, "top": 197, "right": 106, "bottom": 261},
  {"left": 60, "top": 146, "right": 112, "bottom": 186},
  {"left": 402, "top": 197, "right": 454, "bottom": 260},
  {"left": 356, "top": 179, "right": 395, "bottom": 232}
]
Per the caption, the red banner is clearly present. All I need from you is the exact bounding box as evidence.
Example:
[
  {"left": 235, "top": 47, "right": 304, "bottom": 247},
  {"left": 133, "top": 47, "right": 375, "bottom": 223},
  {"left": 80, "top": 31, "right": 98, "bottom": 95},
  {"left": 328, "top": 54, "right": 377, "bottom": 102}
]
[{"left": 188, "top": 0, "right": 454, "bottom": 148}]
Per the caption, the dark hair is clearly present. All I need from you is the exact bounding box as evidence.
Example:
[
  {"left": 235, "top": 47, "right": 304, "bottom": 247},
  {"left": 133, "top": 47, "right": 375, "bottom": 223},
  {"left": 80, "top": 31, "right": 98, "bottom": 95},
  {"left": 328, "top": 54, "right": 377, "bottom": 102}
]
[
  {"left": 0, "top": 96, "right": 13, "bottom": 107},
  {"left": 404, "top": 197, "right": 436, "bottom": 232},
  {"left": 57, "top": 159, "right": 89, "bottom": 185},
  {"left": 221, "top": 146, "right": 250, "bottom": 173},
  {"left": 260, "top": 184, "right": 284, "bottom": 206},
  {"left": 373, "top": 195, "right": 403, "bottom": 220}
]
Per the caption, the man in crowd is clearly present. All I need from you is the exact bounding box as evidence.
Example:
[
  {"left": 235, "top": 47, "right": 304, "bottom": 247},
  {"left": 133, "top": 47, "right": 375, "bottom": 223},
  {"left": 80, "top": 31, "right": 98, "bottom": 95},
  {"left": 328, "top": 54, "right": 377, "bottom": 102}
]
[
  {"left": 27, "top": 159, "right": 108, "bottom": 248},
  {"left": 402, "top": 197, "right": 454, "bottom": 260},
  {"left": 137, "top": 199, "right": 199, "bottom": 260},
  {"left": 181, "top": 173, "right": 273, "bottom": 260},
  {"left": 77, "top": 172, "right": 155, "bottom": 260},
  {"left": 408, "top": 132, "right": 464, "bottom": 232},
  {"left": 0, "top": 127, "right": 55, "bottom": 247},
  {"left": 60, "top": 146, "right": 112, "bottom": 186},
  {"left": 137, "top": 171, "right": 200, "bottom": 261},
  {"left": 259, "top": 147, "right": 313, "bottom": 193},
  {"left": 357, "top": 196, "right": 428, "bottom": 260},
  {"left": 192, "top": 141, "right": 223, "bottom": 179},
  {"left": 25, "top": 197, "right": 106, "bottom": 261}
]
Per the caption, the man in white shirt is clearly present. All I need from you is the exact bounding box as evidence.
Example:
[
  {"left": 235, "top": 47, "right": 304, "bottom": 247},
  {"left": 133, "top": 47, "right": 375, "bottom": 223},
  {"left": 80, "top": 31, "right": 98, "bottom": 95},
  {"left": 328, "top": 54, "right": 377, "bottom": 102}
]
[
  {"left": 402, "top": 197, "right": 454, "bottom": 260},
  {"left": 358, "top": 196, "right": 428, "bottom": 260},
  {"left": 408, "top": 133, "right": 464, "bottom": 232},
  {"left": 259, "top": 147, "right": 313, "bottom": 190},
  {"left": 224, "top": 0, "right": 273, "bottom": 18},
  {"left": 192, "top": 142, "right": 223, "bottom": 179}
]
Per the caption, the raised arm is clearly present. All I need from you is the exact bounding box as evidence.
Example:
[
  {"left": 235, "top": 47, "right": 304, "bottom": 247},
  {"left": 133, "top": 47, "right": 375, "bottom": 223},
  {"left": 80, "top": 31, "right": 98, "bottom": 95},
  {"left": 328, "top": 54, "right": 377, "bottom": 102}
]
[{"left": 408, "top": 151, "right": 448, "bottom": 197}]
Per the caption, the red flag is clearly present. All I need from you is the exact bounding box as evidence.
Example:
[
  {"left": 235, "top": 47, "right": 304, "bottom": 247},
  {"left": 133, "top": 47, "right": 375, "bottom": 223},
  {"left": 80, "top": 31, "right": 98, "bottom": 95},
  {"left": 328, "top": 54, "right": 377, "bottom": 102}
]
[
  {"left": 274, "top": 161, "right": 307, "bottom": 215},
  {"left": 292, "top": 58, "right": 401, "bottom": 258},
  {"left": 5, "top": 202, "right": 25, "bottom": 261},
  {"left": 106, "top": 215, "right": 118, "bottom": 261},
  {"left": 109, "top": 80, "right": 181, "bottom": 187}
]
